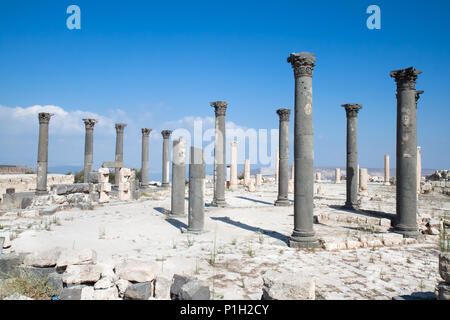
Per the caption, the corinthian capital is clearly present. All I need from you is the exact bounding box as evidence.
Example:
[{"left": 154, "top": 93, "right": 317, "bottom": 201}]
[
  {"left": 38, "top": 112, "right": 53, "bottom": 124},
  {"left": 276, "top": 108, "right": 291, "bottom": 121},
  {"left": 142, "top": 128, "right": 152, "bottom": 136},
  {"left": 115, "top": 123, "right": 127, "bottom": 132},
  {"left": 210, "top": 101, "right": 228, "bottom": 117},
  {"left": 83, "top": 118, "right": 98, "bottom": 129},
  {"left": 415, "top": 90, "right": 424, "bottom": 103},
  {"left": 390, "top": 67, "right": 422, "bottom": 91},
  {"left": 161, "top": 130, "right": 173, "bottom": 139},
  {"left": 342, "top": 104, "right": 363, "bottom": 118},
  {"left": 287, "top": 52, "right": 316, "bottom": 78}
]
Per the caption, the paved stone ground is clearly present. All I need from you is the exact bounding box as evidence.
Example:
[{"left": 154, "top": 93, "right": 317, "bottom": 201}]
[{"left": 1, "top": 181, "right": 448, "bottom": 300}]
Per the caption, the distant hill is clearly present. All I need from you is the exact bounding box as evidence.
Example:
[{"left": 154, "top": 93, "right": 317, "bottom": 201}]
[{"left": 0, "top": 165, "right": 35, "bottom": 174}]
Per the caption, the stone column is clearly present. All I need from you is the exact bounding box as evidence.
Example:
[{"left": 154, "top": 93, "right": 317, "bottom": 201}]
[
  {"left": 315, "top": 172, "right": 321, "bottom": 182},
  {"left": 335, "top": 168, "right": 341, "bottom": 184},
  {"left": 287, "top": 52, "right": 318, "bottom": 248},
  {"left": 171, "top": 138, "right": 187, "bottom": 216},
  {"left": 141, "top": 128, "right": 152, "bottom": 187},
  {"left": 244, "top": 159, "right": 250, "bottom": 186},
  {"left": 342, "top": 104, "right": 362, "bottom": 210},
  {"left": 230, "top": 141, "right": 238, "bottom": 190},
  {"left": 161, "top": 130, "right": 172, "bottom": 188},
  {"left": 275, "top": 108, "right": 291, "bottom": 206},
  {"left": 291, "top": 164, "right": 295, "bottom": 180},
  {"left": 384, "top": 155, "right": 390, "bottom": 185},
  {"left": 390, "top": 67, "right": 422, "bottom": 237},
  {"left": 36, "top": 113, "right": 53, "bottom": 194},
  {"left": 83, "top": 119, "right": 97, "bottom": 183},
  {"left": 114, "top": 123, "right": 127, "bottom": 185},
  {"left": 210, "top": 101, "right": 228, "bottom": 207},
  {"left": 417, "top": 146, "right": 422, "bottom": 194},
  {"left": 256, "top": 174, "right": 263, "bottom": 186},
  {"left": 359, "top": 168, "right": 368, "bottom": 191},
  {"left": 275, "top": 148, "right": 279, "bottom": 183},
  {"left": 188, "top": 146, "right": 205, "bottom": 233}
]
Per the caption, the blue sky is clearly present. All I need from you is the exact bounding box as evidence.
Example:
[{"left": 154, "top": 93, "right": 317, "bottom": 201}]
[{"left": 0, "top": 0, "right": 449, "bottom": 175}]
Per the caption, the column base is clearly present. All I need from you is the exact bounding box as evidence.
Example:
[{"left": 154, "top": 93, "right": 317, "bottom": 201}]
[
  {"left": 274, "top": 199, "right": 291, "bottom": 207},
  {"left": 384, "top": 182, "right": 391, "bottom": 186},
  {"left": 210, "top": 199, "right": 228, "bottom": 207},
  {"left": 35, "top": 190, "right": 48, "bottom": 196},
  {"left": 168, "top": 212, "right": 186, "bottom": 218},
  {"left": 393, "top": 225, "right": 421, "bottom": 238},
  {"left": 288, "top": 236, "right": 320, "bottom": 249},
  {"left": 181, "top": 227, "right": 208, "bottom": 235},
  {"left": 344, "top": 202, "right": 359, "bottom": 211},
  {"left": 160, "top": 183, "right": 170, "bottom": 188}
]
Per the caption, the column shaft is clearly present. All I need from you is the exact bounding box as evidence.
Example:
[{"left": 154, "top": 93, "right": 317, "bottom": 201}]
[
  {"left": 36, "top": 113, "right": 52, "bottom": 194},
  {"left": 83, "top": 119, "right": 97, "bottom": 183},
  {"left": 161, "top": 130, "right": 172, "bottom": 187},
  {"left": 171, "top": 138, "right": 186, "bottom": 216},
  {"left": 230, "top": 142, "right": 238, "bottom": 189},
  {"left": 114, "top": 123, "right": 127, "bottom": 185},
  {"left": 141, "top": 128, "right": 151, "bottom": 187},
  {"left": 211, "top": 101, "right": 227, "bottom": 206},
  {"left": 188, "top": 147, "right": 205, "bottom": 233},
  {"left": 275, "top": 108, "right": 291, "bottom": 206}
]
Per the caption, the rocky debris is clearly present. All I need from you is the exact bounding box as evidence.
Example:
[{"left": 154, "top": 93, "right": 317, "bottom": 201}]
[
  {"left": 435, "top": 282, "right": 450, "bottom": 300},
  {"left": 0, "top": 254, "right": 24, "bottom": 279},
  {"left": 56, "top": 249, "right": 97, "bottom": 267},
  {"left": 124, "top": 282, "right": 153, "bottom": 300},
  {"left": 93, "top": 286, "right": 119, "bottom": 300},
  {"left": 24, "top": 247, "right": 63, "bottom": 267},
  {"left": 115, "top": 278, "right": 131, "bottom": 297},
  {"left": 0, "top": 233, "right": 11, "bottom": 248},
  {"left": 170, "top": 274, "right": 210, "bottom": 300},
  {"left": 54, "top": 183, "right": 90, "bottom": 195},
  {"left": 40, "top": 205, "right": 59, "bottom": 216},
  {"left": 116, "top": 259, "right": 158, "bottom": 283},
  {"left": 62, "top": 264, "right": 103, "bottom": 285},
  {"left": 46, "top": 272, "right": 64, "bottom": 294},
  {"left": 261, "top": 270, "right": 315, "bottom": 300},
  {"left": 59, "top": 285, "right": 94, "bottom": 300},
  {"left": 439, "top": 253, "right": 450, "bottom": 284},
  {"left": 94, "top": 276, "right": 115, "bottom": 290},
  {"left": 154, "top": 276, "right": 171, "bottom": 300},
  {"left": 426, "top": 170, "right": 449, "bottom": 181}
]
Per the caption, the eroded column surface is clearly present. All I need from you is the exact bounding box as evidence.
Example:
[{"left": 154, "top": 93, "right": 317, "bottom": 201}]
[
  {"left": 342, "top": 104, "right": 362, "bottom": 210},
  {"left": 244, "top": 159, "right": 250, "bottom": 186},
  {"left": 141, "top": 128, "right": 152, "bottom": 187},
  {"left": 83, "top": 119, "right": 97, "bottom": 183},
  {"left": 275, "top": 108, "right": 291, "bottom": 206},
  {"left": 114, "top": 123, "right": 127, "bottom": 185},
  {"left": 36, "top": 113, "right": 53, "bottom": 194},
  {"left": 275, "top": 148, "right": 279, "bottom": 183},
  {"left": 171, "top": 138, "right": 186, "bottom": 216},
  {"left": 161, "top": 130, "right": 172, "bottom": 188},
  {"left": 335, "top": 168, "right": 341, "bottom": 184},
  {"left": 211, "top": 101, "right": 228, "bottom": 207},
  {"left": 384, "top": 154, "right": 391, "bottom": 185},
  {"left": 417, "top": 146, "right": 422, "bottom": 194},
  {"left": 188, "top": 146, "right": 206, "bottom": 233},
  {"left": 230, "top": 141, "right": 238, "bottom": 190},
  {"left": 390, "top": 67, "right": 422, "bottom": 237},
  {"left": 287, "top": 52, "right": 318, "bottom": 248}
]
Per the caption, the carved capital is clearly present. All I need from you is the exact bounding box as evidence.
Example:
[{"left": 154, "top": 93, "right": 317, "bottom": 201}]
[
  {"left": 390, "top": 67, "right": 422, "bottom": 91},
  {"left": 287, "top": 52, "right": 316, "bottom": 78},
  {"left": 115, "top": 123, "right": 127, "bottom": 132},
  {"left": 210, "top": 101, "right": 228, "bottom": 117},
  {"left": 342, "top": 104, "right": 363, "bottom": 118},
  {"left": 415, "top": 90, "right": 424, "bottom": 103},
  {"left": 38, "top": 112, "right": 53, "bottom": 124},
  {"left": 276, "top": 108, "right": 291, "bottom": 121},
  {"left": 83, "top": 118, "right": 98, "bottom": 129},
  {"left": 142, "top": 128, "right": 152, "bottom": 136},
  {"left": 161, "top": 130, "right": 173, "bottom": 139}
]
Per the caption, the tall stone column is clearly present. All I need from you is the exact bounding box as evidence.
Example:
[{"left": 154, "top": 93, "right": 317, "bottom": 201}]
[
  {"left": 359, "top": 168, "right": 368, "bottom": 191},
  {"left": 275, "top": 148, "right": 279, "bottom": 183},
  {"left": 210, "top": 101, "right": 228, "bottom": 207},
  {"left": 287, "top": 52, "right": 318, "bottom": 248},
  {"left": 188, "top": 147, "right": 206, "bottom": 233},
  {"left": 230, "top": 141, "right": 238, "bottom": 190},
  {"left": 384, "top": 154, "right": 390, "bottom": 185},
  {"left": 335, "top": 168, "right": 341, "bottom": 184},
  {"left": 114, "top": 123, "right": 127, "bottom": 185},
  {"left": 161, "top": 130, "right": 172, "bottom": 188},
  {"left": 342, "top": 104, "right": 363, "bottom": 210},
  {"left": 417, "top": 146, "right": 422, "bottom": 194},
  {"left": 83, "top": 119, "right": 97, "bottom": 183},
  {"left": 36, "top": 113, "right": 53, "bottom": 194},
  {"left": 275, "top": 108, "right": 291, "bottom": 206},
  {"left": 390, "top": 67, "right": 422, "bottom": 237},
  {"left": 171, "top": 138, "right": 186, "bottom": 216},
  {"left": 244, "top": 159, "right": 250, "bottom": 186},
  {"left": 141, "top": 128, "right": 152, "bottom": 187}
]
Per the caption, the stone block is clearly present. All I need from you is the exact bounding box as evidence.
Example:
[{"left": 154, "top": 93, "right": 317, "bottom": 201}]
[
  {"left": 62, "top": 264, "right": 103, "bottom": 285},
  {"left": 0, "top": 254, "right": 24, "bottom": 279},
  {"left": 439, "top": 253, "right": 450, "bottom": 284},
  {"left": 436, "top": 282, "right": 450, "bottom": 300},
  {"left": 116, "top": 259, "right": 158, "bottom": 283},
  {"left": 23, "top": 247, "right": 62, "bottom": 267},
  {"left": 124, "top": 282, "right": 153, "bottom": 300},
  {"left": 56, "top": 248, "right": 97, "bottom": 267},
  {"left": 179, "top": 280, "right": 210, "bottom": 300},
  {"left": 262, "top": 270, "right": 315, "bottom": 300}
]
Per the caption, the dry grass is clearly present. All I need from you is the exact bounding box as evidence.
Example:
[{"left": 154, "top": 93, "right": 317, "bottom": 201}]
[{"left": 0, "top": 268, "right": 57, "bottom": 300}]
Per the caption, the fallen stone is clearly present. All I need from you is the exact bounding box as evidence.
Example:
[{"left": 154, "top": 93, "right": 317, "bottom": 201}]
[
  {"left": 116, "top": 259, "right": 158, "bottom": 283},
  {"left": 23, "top": 247, "right": 62, "bottom": 267},
  {"left": 436, "top": 282, "right": 450, "bottom": 300},
  {"left": 46, "top": 272, "right": 64, "bottom": 295},
  {"left": 179, "top": 280, "right": 210, "bottom": 300},
  {"left": 0, "top": 233, "right": 11, "bottom": 249},
  {"left": 94, "top": 276, "right": 115, "bottom": 290},
  {"left": 124, "top": 282, "right": 153, "bottom": 300},
  {"left": 170, "top": 274, "right": 192, "bottom": 299},
  {"left": 59, "top": 287, "right": 83, "bottom": 300},
  {"left": 261, "top": 270, "right": 315, "bottom": 300},
  {"left": 62, "top": 264, "right": 103, "bottom": 284},
  {"left": 0, "top": 254, "right": 24, "bottom": 279},
  {"left": 93, "top": 286, "right": 119, "bottom": 300},
  {"left": 154, "top": 276, "right": 171, "bottom": 300},
  {"left": 41, "top": 205, "right": 59, "bottom": 216},
  {"left": 439, "top": 253, "right": 450, "bottom": 284},
  {"left": 115, "top": 278, "right": 131, "bottom": 296},
  {"left": 56, "top": 248, "right": 97, "bottom": 267}
]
